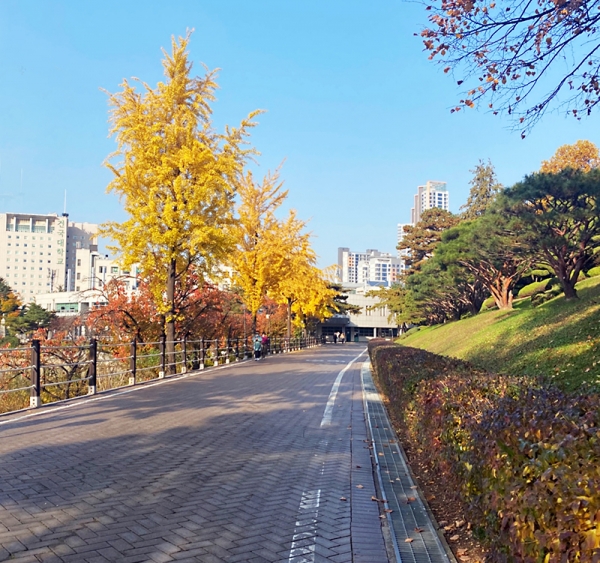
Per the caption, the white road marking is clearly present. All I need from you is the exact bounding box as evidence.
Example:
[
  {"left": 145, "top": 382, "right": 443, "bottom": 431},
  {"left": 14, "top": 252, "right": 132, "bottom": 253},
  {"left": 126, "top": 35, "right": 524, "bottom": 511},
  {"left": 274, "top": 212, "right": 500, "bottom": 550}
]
[
  {"left": 320, "top": 349, "right": 366, "bottom": 427},
  {"left": 287, "top": 489, "right": 321, "bottom": 563}
]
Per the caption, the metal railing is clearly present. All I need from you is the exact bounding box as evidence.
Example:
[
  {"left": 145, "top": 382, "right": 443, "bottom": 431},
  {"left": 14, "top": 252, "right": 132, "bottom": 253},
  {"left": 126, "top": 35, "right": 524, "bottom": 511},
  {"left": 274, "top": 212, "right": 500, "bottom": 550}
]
[{"left": 0, "top": 335, "right": 323, "bottom": 414}]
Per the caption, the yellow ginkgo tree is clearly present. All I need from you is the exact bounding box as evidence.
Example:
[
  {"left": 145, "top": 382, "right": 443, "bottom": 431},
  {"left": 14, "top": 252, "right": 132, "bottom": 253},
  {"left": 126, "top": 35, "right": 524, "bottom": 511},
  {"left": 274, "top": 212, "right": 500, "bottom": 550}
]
[
  {"left": 229, "top": 168, "right": 290, "bottom": 333},
  {"left": 271, "top": 220, "right": 336, "bottom": 338},
  {"left": 103, "top": 32, "right": 259, "bottom": 367}
]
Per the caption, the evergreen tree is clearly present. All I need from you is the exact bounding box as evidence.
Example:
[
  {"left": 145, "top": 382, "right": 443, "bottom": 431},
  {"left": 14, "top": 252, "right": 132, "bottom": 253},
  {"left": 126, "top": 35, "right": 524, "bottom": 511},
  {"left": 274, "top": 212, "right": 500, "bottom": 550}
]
[{"left": 460, "top": 159, "right": 503, "bottom": 220}]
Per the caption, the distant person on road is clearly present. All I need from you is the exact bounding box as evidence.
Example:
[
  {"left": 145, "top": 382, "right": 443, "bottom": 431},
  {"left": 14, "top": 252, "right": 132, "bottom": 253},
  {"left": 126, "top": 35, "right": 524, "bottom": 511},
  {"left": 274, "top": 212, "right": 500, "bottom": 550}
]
[
  {"left": 261, "top": 332, "right": 269, "bottom": 357},
  {"left": 339, "top": 332, "right": 345, "bottom": 344},
  {"left": 253, "top": 334, "right": 262, "bottom": 361},
  {"left": 333, "top": 332, "right": 338, "bottom": 344}
]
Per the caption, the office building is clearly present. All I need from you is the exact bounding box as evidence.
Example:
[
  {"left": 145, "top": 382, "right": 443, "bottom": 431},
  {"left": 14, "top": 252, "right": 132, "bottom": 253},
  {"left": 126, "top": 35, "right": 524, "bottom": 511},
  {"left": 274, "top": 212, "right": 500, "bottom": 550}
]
[{"left": 0, "top": 212, "right": 98, "bottom": 302}]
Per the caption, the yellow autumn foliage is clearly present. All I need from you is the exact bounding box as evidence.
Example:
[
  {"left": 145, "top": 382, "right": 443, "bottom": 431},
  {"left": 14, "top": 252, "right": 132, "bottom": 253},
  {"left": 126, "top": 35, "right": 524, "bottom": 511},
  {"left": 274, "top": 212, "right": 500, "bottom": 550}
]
[
  {"left": 102, "top": 32, "right": 259, "bottom": 341},
  {"left": 540, "top": 140, "right": 600, "bottom": 173}
]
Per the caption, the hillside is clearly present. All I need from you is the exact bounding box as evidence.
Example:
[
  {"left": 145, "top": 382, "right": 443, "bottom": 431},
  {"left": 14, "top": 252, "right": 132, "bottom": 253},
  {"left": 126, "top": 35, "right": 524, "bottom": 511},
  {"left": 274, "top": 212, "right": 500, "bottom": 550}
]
[{"left": 400, "top": 275, "right": 600, "bottom": 391}]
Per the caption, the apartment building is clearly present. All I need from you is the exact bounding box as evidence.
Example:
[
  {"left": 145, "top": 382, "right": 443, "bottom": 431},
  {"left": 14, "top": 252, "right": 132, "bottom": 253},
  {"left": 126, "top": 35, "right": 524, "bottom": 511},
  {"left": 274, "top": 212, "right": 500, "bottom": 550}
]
[
  {"left": 338, "top": 247, "right": 405, "bottom": 287},
  {"left": 410, "top": 180, "right": 449, "bottom": 224}
]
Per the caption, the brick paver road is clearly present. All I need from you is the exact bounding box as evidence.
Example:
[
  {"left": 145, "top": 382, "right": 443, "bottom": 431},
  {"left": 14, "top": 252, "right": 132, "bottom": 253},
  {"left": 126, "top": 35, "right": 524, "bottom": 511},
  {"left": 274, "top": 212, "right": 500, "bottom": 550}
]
[{"left": 0, "top": 344, "right": 391, "bottom": 563}]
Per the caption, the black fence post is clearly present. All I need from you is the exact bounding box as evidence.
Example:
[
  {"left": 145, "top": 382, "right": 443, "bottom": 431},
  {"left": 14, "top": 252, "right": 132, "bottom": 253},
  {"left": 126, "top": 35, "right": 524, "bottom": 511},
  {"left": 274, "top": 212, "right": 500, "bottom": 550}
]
[
  {"left": 235, "top": 338, "right": 239, "bottom": 361},
  {"left": 159, "top": 334, "right": 166, "bottom": 378},
  {"left": 88, "top": 338, "right": 97, "bottom": 395},
  {"left": 226, "top": 338, "right": 231, "bottom": 364},
  {"left": 130, "top": 339, "right": 137, "bottom": 385},
  {"left": 182, "top": 336, "right": 187, "bottom": 374},
  {"left": 200, "top": 338, "right": 205, "bottom": 369},
  {"left": 30, "top": 339, "right": 41, "bottom": 408}
]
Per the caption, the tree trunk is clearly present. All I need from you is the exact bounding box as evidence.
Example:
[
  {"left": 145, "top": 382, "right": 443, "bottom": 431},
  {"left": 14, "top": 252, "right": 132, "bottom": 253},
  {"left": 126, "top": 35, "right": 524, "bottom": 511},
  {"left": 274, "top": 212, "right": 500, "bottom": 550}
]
[
  {"left": 556, "top": 263, "right": 579, "bottom": 300},
  {"left": 490, "top": 277, "right": 513, "bottom": 310},
  {"left": 286, "top": 298, "right": 292, "bottom": 340},
  {"left": 166, "top": 258, "right": 176, "bottom": 374},
  {"left": 562, "top": 278, "right": 579, "bottom": 300}
]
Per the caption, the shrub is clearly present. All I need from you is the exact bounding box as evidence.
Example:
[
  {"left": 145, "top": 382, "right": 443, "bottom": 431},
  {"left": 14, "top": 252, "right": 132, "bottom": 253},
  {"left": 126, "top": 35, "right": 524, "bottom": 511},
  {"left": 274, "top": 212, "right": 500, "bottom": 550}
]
[
  {"left": 481, "top": 296, "right": 496, "bottom": 310},
  {"left": 587, "top": 266, "right": 600, "bottom": 277},
  {"left": 398, "top": 326, "right": 421, "bottom": 339},
  {"left": 517, "top": 279, "right": 551, "bottom": 299},
  {"left": 368, "top": 341, "right": 600, "bottom": 563}
]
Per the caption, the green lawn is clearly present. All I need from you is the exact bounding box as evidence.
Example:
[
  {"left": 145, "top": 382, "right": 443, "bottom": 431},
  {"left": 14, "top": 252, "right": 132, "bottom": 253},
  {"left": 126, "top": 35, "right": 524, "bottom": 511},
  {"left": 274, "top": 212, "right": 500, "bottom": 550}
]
[{"left": 400, "top": 276, "right": 600, "bottom": 391}]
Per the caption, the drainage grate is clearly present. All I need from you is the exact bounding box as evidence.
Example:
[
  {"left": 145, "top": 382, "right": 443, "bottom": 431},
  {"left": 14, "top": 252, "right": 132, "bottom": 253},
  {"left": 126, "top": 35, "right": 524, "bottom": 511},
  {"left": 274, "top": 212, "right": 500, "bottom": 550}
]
[{"left": 361, "top": 362, "right": 455, "bottom": 563}]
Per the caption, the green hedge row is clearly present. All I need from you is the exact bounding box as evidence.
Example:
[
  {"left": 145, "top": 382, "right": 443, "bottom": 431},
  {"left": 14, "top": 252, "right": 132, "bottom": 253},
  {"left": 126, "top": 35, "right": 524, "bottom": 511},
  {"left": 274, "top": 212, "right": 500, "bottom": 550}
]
[{"left": 368, "top": 340, "right": 600, "bottom": 562}]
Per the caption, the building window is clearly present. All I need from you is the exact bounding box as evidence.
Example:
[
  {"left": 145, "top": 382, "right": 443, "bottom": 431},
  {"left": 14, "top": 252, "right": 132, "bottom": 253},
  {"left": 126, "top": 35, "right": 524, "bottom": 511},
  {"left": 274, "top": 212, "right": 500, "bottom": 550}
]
[
  {"left": 77, "top": 259, "right": 81, "bottom": 266},
  {"left": 111, "top": 266, "right": 119, "bottom": 274},
  {"left": 76, "top": 273, "right": 81, "bottom": 280}
]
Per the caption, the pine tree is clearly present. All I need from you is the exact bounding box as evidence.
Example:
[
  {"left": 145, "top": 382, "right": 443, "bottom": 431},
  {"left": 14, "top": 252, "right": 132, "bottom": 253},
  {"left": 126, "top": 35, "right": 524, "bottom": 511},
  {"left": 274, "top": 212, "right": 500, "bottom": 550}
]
[{"left": 460, "top": 160, "right": 503, "bottom": 220}]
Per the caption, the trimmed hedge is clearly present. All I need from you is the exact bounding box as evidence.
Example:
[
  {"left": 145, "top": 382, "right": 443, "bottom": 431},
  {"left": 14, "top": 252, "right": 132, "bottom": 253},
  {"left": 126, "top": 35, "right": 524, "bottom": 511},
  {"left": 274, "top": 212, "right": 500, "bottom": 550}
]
[
  {"left": 368, "top": 340, "right": 600, "bottom": 562},
  {"left": 587, "top": 266, "right": 600, "bottom": 278},
  {"left": 517, "top": 279, "right": 550, "bottom": 299}
]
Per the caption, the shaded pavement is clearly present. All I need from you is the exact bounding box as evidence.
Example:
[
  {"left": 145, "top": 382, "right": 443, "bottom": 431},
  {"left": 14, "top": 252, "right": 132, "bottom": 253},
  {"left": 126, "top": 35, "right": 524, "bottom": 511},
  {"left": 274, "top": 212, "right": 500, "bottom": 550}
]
[{"left": 0, "top": 344, "right": 392, "bottom": 563}]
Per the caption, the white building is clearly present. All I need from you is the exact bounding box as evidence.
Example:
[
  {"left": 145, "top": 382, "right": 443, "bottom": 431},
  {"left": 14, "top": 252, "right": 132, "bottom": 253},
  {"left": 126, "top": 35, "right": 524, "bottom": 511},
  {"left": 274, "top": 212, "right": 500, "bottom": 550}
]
[
  {"left": 319, "top": 284, "right": 399, "bottom": 341},
  {"left": 65, "top": 221, "right": 99, "bottom": 291},
  {"left": 33, "top": 248, "right": 140, "bottom": 315},
  {"left": 34, "top": 289, "right": 108, "bottom": 316},
  {"left": 410, "top": 181, "right": 449, "bottom": 224},
  {"left": 73, "top": 248, "right": 138, "bottom": 293},
  {"left": 0, "top": 212, "right": 99, "bottom": 301},
  {"left": 338, "top": 247, "right": 405, "bottom": 287}
]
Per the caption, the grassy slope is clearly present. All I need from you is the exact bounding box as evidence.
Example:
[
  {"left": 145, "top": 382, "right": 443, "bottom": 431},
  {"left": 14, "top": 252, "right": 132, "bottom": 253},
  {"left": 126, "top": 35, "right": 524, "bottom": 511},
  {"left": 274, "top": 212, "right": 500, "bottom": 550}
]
[{"left": 400, "top": 276, "right": 600, "bottom": 391}]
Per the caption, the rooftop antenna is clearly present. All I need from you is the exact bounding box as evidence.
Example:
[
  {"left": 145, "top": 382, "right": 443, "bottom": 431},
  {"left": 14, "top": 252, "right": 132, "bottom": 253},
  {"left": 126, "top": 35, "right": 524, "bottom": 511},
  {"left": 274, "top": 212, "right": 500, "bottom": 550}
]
[{"left": 63, "top": 190, "right": 67, "bottom": 215}]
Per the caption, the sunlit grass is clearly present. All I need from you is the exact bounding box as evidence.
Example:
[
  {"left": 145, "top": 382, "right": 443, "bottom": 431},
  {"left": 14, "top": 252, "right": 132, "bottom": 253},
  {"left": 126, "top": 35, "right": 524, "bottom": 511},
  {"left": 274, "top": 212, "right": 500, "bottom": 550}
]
[{"left": 400, "top": 276, "right": 600, "bottom": 391}]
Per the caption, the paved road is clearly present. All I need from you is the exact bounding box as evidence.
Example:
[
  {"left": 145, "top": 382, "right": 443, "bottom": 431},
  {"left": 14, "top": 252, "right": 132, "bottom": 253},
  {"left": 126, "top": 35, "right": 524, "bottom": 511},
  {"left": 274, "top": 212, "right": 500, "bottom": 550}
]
[{"left": 0, "top": 344, "right": 391, "bottom": 563}]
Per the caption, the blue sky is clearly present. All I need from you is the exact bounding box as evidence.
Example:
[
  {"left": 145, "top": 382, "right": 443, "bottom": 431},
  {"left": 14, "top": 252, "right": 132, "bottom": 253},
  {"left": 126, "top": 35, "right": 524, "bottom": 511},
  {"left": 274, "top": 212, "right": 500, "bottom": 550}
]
[{"left": 1, "top": 1, "right": 599, "bottom": 268}]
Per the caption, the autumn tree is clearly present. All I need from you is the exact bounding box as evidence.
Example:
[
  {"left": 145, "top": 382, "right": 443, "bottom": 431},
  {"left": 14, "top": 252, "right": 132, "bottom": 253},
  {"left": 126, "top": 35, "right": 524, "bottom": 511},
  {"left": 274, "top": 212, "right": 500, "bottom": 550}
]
[
  {"left": 540, "top": 140, "right": 600, "bottom": 173},
  {"left": 503, "top": 168, "right": 600, "bottom": 299},
  {"left": 270, "top": 218, "right": 334, "bottom": 338},
  {"left": 229, "top": 169, "right": 288, "bottom": 333},
  {"left": 460, "top": 160, "right": 503, "bottom": 219},
  {"left": 103, "top": 32, "right": 259, "bottom": 370},
  {"left": 421, "top": 0, "right": 600, "bottom": 131},
  {"left": 85, "top": 278, "right": 161, "bottom": 343},
  {"left": 398, "top": 208, "right": 460, "bottom": 271}
]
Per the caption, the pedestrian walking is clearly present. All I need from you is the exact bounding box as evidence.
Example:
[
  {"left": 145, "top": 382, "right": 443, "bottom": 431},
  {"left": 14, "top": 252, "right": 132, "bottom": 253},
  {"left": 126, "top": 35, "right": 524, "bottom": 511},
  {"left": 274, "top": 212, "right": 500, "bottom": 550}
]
[
  {"left": 261, "top": 332, "right": 269, "bottom": 358},
  {"left": 253, "top": 334, "right": 262, "bottom": 360},
  {"left": 333, "top": 332, "right": 338, "bottom": 344},
  {"left": 339, "top": 332, "right": 345, "bottom": 344}
]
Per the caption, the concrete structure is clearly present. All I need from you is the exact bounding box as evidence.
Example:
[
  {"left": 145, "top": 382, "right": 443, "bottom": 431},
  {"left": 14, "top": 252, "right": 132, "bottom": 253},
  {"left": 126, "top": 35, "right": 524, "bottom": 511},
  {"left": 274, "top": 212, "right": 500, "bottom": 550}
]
[
  {"left": 0, "top": 212, "right": 98, "bottom": 301},
  {"left": 320, "top": 284, "right": 399, "bottom": 342},
  {"left": 411, "top": 180, "right": 449, "bottom": 224},
  {"left": 338, "top": 247, "right": 405, "bottom": 287}
]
